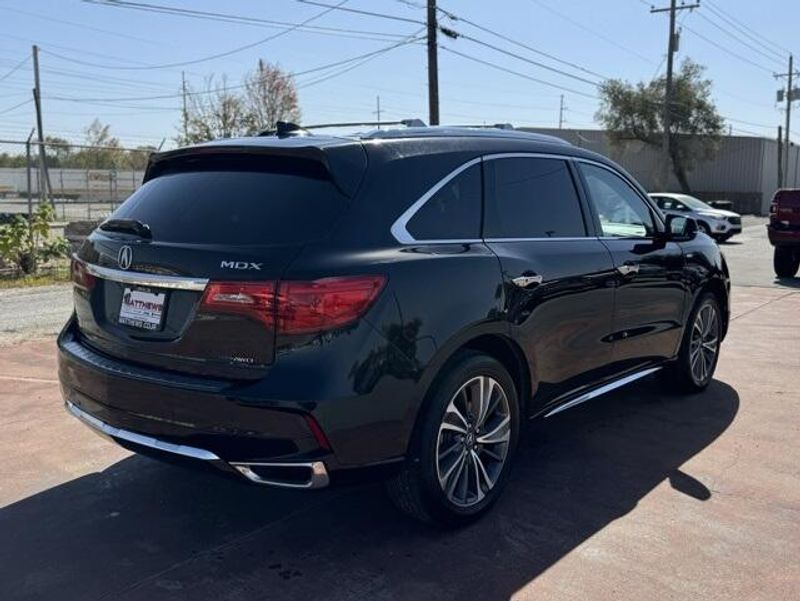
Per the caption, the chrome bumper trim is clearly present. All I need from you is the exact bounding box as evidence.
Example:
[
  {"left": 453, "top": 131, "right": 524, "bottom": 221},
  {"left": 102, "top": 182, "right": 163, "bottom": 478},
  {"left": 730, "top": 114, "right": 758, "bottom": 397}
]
[{"left": 66, "top": 400, "right": 220, "bottom": 460}]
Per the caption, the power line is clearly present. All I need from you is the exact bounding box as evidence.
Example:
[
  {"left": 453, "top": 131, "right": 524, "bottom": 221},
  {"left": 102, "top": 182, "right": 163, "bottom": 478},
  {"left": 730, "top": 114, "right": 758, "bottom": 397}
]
[
  {"left": 452, "top": 32, "right": 601, "bottom": 87},
  {"left": 681, "top": 23, "right": 775, "bottom": 74},
  {"left": 0, "top": 56, "right": 31, "bottom": 83},
  {"left": 0, "top": 98, "right": 33, "bottom": 116},
  {"left": 692, "top": 10, "right": 784, "bottom": 67},
  {"left": 83, "top": 0, "right": 409, "bottom": 42},
  {"left": 49, "top": 1, "right": 361, "bottom": 70},
  {"left": 440, "top": 45, "right": 598, "bottom": 99},
  {"left": 46, "top": 36, "right": 422, "bottom": 103},
  {"left": 293, "top": 0, "right": 425, "bottom": 25},
  {"left": 704, "top": 0, "right": 790, "bottom": 57},
  {"left": 529, "top": 0, "right": 656, "bottom": 64},
  {"left": 437, "top": 4, "right": 608, "bottom": 80}
]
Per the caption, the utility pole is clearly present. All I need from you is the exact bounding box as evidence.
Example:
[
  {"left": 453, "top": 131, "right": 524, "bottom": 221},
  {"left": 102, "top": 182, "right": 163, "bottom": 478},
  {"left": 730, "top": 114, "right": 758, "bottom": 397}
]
[
  {"left": 374, "top": 95, "right": 382, "bottom": 129},
  {"left": 778, "top": 126, "right": 784, "bottom": 188},
  {"left": 775, "top": 54, "right": 799, "bottom": 188},
  {"left": 427, "top": 0, "right": 439, "bottom": 125},
  {"left": 181, "top": 71, "right": 188, "bottom": 142},
  {"left": 650, "top": 1, "right": 700, "bottom": 188},
  {"left": 558, "top": 95, "right": 565, "bottom": 129},
  {"left": 31, "top": 44, "right": 51, "bottom": 202},
  {"left": 25, "top": 129, "right": 34, "bottom": 223}
]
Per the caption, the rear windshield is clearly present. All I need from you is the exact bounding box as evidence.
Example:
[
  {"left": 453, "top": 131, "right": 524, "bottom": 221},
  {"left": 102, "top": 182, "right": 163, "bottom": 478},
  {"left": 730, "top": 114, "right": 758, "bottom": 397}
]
[{"left": 110, "top": 159, "right": 347, "bottom": 245}]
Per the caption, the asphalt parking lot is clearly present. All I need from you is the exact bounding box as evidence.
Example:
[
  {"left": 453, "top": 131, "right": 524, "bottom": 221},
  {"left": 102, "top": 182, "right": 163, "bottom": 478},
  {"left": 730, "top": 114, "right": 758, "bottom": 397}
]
[{"left": 1, "top": 217, "right": 798, "bottom": 600}]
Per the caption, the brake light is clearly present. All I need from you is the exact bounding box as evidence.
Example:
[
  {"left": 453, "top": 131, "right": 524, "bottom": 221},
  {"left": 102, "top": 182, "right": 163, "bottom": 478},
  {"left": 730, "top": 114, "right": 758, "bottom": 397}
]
[
  {"left": 200, "top": 281, "right": 277, "bottom": 327},
  {"left": 277, "top": 275, "right": 387, "bottom": 334},
  {"left": 199, "top": 275, "right": 386, "bottom": 334},
  {"left": 70, "top": 257, "right": 96, "bottom": 291}
]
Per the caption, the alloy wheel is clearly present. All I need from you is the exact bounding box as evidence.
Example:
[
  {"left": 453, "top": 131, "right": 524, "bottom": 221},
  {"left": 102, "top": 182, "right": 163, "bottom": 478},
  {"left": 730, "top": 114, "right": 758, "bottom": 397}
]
[
  {"left": 435, "top": 375, "right": 511, "bottom": 508},
  {"left": 689, "top": 303, "right": 719, "bottom": 385}
]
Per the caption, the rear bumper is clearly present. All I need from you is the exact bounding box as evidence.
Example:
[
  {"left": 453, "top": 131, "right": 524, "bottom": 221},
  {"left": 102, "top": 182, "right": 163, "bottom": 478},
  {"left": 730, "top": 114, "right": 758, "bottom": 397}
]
[
  {"left": 58, "top": 320, "right": 407, "bottom": 487},
  {"left": 767, "top": 225, "right": 800, "bottom": 246},
  {"left": 65, "top": 400, "right": 330, "bottom": 488}
]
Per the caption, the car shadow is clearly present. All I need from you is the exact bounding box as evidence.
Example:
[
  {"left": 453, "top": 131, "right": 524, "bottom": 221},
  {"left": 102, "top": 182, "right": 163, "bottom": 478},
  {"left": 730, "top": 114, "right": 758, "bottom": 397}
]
[
  {"left": 774, "top": 276, "right": 800, "bottom": 288},
  {"left": 0, "top": 378, "right": 739, "bottom": 601}
]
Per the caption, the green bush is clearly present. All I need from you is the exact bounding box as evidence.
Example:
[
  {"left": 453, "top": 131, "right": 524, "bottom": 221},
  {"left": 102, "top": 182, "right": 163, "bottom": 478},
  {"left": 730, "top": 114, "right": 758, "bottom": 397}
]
[{"left": 0, "top": 204, "right": 71, "bottom": 275}]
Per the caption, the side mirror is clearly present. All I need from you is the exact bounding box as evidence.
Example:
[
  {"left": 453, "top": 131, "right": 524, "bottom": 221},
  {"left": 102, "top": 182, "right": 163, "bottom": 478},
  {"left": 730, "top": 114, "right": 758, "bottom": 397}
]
[{"left": 664, "top": 214, "right": 697, "bottom": 241}]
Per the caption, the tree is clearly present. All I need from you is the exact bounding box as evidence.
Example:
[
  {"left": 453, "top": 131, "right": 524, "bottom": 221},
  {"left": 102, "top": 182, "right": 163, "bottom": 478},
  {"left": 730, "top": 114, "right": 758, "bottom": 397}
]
[
  {"left": 70, "top": 119, "right": 124, "bottom": 169},
  {"left": 596, "top": 59, "right": 724, "bottom": 192},
  {"left": 177, "top": 61, "right": 300, "bottom": 144},
  {"left": 179, "top": 75, "right": 247, "bottom": 145},
  {"left": 243, "top": 60, "right": 300, "bottom": 134},
  {"left": 44, "top": 136, "right": 71, "bottom": 167}
]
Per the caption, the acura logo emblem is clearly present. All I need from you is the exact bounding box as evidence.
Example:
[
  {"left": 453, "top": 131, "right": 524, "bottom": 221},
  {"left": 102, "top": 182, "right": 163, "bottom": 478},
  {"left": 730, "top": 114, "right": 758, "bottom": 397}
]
[{"left": 118, "top": 246, "right": 133, "bottom": 270}]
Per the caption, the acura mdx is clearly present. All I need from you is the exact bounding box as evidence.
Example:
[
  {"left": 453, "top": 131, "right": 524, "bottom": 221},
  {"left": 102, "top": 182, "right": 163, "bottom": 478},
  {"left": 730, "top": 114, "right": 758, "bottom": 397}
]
[{"left": 59, "top": 125, "right": 730, "bottom": 525}]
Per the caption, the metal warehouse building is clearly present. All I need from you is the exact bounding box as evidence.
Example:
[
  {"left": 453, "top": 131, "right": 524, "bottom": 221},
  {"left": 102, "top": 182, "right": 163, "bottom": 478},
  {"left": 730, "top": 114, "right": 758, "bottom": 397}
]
[{"left": 522, "top": 128, "right": 800, "bottom": 215}]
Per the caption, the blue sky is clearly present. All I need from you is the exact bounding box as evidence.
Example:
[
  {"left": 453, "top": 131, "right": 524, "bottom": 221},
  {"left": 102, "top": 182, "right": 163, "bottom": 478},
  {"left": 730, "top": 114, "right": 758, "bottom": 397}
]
[{"left": 0, "top": 0, "right": 797, "bottom": 149}]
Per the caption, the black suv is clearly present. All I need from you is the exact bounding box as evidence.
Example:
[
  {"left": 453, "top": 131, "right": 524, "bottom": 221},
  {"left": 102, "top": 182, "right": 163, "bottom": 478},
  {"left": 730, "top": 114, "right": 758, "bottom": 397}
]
[{"left": 59, "top": 126, "right": 729, "bottom": 525}]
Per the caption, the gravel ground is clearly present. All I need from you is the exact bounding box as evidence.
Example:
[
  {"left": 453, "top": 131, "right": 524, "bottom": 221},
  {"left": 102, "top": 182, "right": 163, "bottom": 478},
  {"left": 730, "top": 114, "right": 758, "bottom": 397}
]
[{"left": 0, "top": 284, "right": 72, "bottom": 347}]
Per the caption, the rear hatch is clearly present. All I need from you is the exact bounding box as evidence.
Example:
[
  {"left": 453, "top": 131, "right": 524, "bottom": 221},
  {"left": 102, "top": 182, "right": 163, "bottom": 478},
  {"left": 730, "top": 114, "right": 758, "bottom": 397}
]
[
  {"left": 72, "top": 143, "right": 365, "bottom": 379},
  {"left": 772, "top": 189, "right": 800, "bottom": 228}
]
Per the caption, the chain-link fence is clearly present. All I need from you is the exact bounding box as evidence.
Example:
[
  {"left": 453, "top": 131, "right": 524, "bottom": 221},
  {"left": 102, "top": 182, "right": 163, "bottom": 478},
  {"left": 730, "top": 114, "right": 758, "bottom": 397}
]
[{"left": 0, "top": 139, "right": 154, "bottom": 224}]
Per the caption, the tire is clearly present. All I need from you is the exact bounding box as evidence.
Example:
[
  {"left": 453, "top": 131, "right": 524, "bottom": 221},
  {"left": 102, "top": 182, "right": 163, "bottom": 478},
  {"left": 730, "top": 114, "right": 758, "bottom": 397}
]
[
  {"left": 663, "top": 293, "right": 722, "bottom": 393},
  {"left": 774, "top": 247, "right": 800, "bottom": 278},
  {"left": 385, "top": 351, "right": 520, "bottom": 526},
  {"left": 715, "top": 234, "right": 731, "bottom": 243},
  {"left": 698, "top": 221, "right": 712, "bottom": 236}
]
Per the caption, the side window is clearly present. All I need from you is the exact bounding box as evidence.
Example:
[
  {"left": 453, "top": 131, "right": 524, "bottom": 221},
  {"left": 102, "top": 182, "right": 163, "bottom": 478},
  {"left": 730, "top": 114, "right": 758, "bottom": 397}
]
[
  {"left": 579, "top": 163, "right": 655, "bottom": 238},
  {"left": 484, "top": 157, "right": 586, "bottom": 238},
  {"left": 406, "top": 163, "right": 482, "bottom": 240}
]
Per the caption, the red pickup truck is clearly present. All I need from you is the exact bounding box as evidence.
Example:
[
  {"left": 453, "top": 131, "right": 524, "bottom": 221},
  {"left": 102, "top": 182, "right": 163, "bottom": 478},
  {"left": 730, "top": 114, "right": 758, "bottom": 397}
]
[{"left": 768, "top": 189, "right": 800, "bottom": 277}]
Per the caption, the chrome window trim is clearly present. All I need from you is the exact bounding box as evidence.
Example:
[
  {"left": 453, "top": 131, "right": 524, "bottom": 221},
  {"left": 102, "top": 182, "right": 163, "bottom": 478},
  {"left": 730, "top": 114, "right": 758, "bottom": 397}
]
[
  {"left": 390, "top": 156, "right": 483, "bottom": 244},
  {"left": 390, "top": 151, "right": 589, "bottom": 245},
  {"left": 84, "top": 262, "right": 209, "bottom": 291}
]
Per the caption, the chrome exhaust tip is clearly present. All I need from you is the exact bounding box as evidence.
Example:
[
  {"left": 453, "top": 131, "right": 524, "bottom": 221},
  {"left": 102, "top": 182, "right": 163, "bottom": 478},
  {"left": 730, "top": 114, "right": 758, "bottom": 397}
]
[{"left": 231, "top": 461, "right": 330, "bottom": 489}]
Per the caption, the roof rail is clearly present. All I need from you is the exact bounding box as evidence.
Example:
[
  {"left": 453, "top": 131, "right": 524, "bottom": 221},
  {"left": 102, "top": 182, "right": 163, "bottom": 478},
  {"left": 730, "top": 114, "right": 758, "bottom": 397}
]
[
  {"left": 448, "top": 123, "right": 515, "bottom": 130},
  {"left": 261, "top": 119, "right": 427, "bottom": 138}
]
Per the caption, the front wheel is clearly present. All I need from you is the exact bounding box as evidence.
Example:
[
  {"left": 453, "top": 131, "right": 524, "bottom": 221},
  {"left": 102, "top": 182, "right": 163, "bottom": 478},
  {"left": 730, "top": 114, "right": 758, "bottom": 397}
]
[
  {"left": 774, "top": 247, "right": 800, "bottom": 278},
  {"left": 385, "top": 351, "right": 520, "bottom": 526},
  {"left": 664, "top": 293, "right": 721, "bottom": 393}
]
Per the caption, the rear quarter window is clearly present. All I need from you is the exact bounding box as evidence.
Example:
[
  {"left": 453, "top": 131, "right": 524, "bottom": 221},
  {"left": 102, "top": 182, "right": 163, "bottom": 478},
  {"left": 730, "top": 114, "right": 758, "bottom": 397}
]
[{"left": 405, "top": 162, "right": 482, "bottom": 241}]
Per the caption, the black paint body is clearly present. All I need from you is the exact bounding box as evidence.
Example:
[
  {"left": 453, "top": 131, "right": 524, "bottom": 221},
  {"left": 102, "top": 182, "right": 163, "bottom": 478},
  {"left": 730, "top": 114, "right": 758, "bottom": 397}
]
[{"left": 58, "top": 129, "right": 730, "bottom": 481}]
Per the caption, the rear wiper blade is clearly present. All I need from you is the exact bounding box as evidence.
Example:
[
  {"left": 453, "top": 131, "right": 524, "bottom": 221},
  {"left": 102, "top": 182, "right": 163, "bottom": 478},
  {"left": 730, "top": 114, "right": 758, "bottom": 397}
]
[{"left": 99, "top": 218, "right": 152, "bottom": 239}]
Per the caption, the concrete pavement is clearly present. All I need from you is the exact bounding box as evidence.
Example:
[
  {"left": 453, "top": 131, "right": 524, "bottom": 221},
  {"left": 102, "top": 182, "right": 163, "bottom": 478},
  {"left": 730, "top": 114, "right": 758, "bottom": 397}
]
[{"left": 0, "top": 285, "right": 798, "bottom": 600}]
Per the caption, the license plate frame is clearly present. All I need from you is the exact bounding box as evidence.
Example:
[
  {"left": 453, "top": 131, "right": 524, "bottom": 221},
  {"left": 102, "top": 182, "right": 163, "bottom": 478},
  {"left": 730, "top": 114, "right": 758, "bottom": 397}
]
[{"left": 118, "top": 287, "right": 166, "bottom": 331}]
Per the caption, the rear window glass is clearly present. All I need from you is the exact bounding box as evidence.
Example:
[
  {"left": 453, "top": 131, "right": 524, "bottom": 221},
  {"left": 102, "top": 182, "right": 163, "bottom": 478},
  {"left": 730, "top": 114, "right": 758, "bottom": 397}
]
[
  {"left": 406, "top": 163, "right": 482, "bottom": 240},
  {"left": 110, "top": 161, "right": 346, "bottom": 245}
]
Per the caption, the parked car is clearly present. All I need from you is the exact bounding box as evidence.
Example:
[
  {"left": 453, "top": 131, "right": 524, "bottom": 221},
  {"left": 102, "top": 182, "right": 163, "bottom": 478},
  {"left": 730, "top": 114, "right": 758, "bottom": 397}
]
[
  {"left": 767, "top": 188, "right": 800, "bottom": 277},
  {"left": 649, "top": 192, "right": 742, "bottom": 242},
  {"left": 59, "top": 125, "right": 730, "bottom": 525}
]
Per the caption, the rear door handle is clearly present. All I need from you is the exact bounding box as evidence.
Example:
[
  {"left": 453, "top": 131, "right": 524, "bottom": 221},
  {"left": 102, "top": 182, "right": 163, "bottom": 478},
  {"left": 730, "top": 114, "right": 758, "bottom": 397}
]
[
  {"left": 511, "top": 274, "right": 543, "bottom": 288},
  {"left": 616, "top": 263, "right": 640, "bottom": 276}
]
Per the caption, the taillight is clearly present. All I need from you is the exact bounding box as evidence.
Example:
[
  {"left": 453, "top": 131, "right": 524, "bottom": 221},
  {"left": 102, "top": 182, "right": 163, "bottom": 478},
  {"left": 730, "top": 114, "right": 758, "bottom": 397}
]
[
  {"left": 199, "top": 275, "right": 386, "bottom": 334},
  {"left": 70, "top": 257, "right": 96, "bottom": 291},
  {"left": 200, "top": 281, "right": 277, "bottom": 327},
  {"left": 277, "top": 275, "right": 387, "bottom": 334},
  {"left": 770, "top": 201, "right": 778, "bottom": 214}
]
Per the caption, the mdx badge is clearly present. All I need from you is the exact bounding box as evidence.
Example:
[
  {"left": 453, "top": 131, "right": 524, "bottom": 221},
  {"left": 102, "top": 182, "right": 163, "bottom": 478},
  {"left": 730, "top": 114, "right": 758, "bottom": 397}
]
[
  {"left": 221, "top": 261, "right": 263, "bottom": 270},
  {"left": 118, "top": 246, "right": 133, "bottom": 270}
]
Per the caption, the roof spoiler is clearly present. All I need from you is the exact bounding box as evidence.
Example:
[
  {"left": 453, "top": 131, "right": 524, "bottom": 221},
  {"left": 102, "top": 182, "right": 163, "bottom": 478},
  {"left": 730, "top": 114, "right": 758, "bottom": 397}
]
[{"left": 144, "top": 143, "right": 367, "bottom": 198}]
